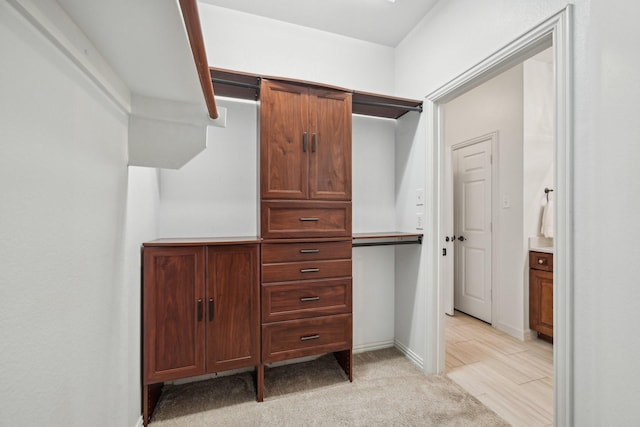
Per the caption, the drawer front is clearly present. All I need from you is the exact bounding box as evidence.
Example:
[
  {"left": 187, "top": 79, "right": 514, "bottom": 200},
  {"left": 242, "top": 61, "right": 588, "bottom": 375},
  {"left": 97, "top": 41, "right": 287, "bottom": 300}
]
[
  {"left": 262, "top": 278, "right": 352, "bottom": 322},
  {"left": 262, "top": 240, "right": 351, "bottom": 263},
  {"left": 530, "top": 251, "right": 553, "bottom": 272},
  {"left": 261, "top": 201, "right": 351, "bottom": 239},
  {"left": 262, "top": 259, "right": 351, "bottom": 283},
  {"left": 262, "top": 314, "right": 352, "bottom": 363}
]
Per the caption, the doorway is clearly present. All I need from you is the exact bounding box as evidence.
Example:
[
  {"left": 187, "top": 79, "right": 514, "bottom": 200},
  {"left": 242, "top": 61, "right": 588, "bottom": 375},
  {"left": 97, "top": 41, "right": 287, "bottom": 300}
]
[{"left": 424, "top": 7, "right": 573, "bottom": 426}]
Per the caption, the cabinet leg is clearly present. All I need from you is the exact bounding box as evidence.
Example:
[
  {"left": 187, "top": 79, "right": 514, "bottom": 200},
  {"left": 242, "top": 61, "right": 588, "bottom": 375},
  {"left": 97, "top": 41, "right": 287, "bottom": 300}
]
[
  {"left": 256, "top": 364, "right": 264, "bottom": 402},
  {"left": 143, "top": 383, "right": 163, "bottom": 426},
  {"left": 333, "top": 349, "right": 353, "bottom": 382}
]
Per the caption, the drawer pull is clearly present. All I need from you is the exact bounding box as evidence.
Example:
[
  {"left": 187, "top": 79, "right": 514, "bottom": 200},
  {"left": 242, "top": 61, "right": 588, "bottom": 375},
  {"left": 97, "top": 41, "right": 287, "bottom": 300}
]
[
  {"left": 300, "top": 268, "right": 320, "bottom": 273},
  {"left": 197, "top": 299, "right": 203, "bottom": 322},
  {"left": 300, "top": 334, "right": 320, "bottom": 341},
  {"left": 299, "top": 217, "right": 320, "bottom": 222},
  {"left": 300, "top": 249, "right": 320, "bottom": 254},
  {"left": 208, "top": 298, "right": 214, "bottom": 321},
  {"left": 300, "top": 296, "right": 320, "bottom": 302},
  {"left": 538, "top": 259, "right": 546, "bottom": 265}
]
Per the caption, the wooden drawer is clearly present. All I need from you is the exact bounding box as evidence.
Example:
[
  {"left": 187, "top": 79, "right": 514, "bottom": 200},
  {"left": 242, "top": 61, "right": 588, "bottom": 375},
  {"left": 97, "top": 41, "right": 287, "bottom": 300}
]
[
  {"left": 262, "top": 314, "right": 352, "bottom": 363},
  {"left": 262, "top": 278, "right": 352, "bottom": 322},
  {"left": 530, "top": 251, "right": 553, "bottom": 272},
  {"left": 262, "top": 240, "right": 351, "bottom": 263},
  {"left": 261, "top": 201, "right": 351, "bottom": 239},
  {"left": 262, "top": 259, "right": 351, "bottom": 283}
]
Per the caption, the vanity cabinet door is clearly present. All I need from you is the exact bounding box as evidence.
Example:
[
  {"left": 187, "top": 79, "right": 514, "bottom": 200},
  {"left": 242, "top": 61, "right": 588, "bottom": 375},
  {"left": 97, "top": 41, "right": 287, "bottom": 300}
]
[{"left": 529, "top": 267, "right": 553, "bottom": 338}]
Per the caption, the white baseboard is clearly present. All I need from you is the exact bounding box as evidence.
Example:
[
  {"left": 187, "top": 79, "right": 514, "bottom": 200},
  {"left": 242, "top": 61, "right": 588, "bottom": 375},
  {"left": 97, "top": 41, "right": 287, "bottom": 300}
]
[
  {"left": 493, "top": 321, "right": 528, "bottom": 341},
  {"left": 353, "top": 340, "right": 395, "bottom": 354},
  {"left": 394, "top": 340, "right": 424, "bottom": 370}
]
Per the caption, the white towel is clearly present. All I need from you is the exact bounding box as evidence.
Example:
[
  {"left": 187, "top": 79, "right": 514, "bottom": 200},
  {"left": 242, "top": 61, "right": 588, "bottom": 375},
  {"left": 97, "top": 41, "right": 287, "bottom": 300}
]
[{"left": 541, "top": 199, "right": 554, "bottom": 238}]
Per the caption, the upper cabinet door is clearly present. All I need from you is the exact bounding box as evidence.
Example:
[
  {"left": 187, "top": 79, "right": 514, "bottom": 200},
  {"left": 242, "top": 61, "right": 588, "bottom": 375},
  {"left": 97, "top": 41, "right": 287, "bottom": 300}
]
[
  {"left": 261, "top": 80, "right": 310, "bottom": 200},
  {"left": 261, "top": 80, "right": 352, "bottom": 202},
  {"left": 309, "top": 89, "right": 352, "bottom": 200}
]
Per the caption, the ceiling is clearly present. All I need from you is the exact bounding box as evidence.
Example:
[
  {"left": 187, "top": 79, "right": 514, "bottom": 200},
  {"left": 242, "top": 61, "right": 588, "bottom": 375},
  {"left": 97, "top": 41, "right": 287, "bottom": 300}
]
[{"left": 199, "top": 0, "right": 441, "bottom": 47}]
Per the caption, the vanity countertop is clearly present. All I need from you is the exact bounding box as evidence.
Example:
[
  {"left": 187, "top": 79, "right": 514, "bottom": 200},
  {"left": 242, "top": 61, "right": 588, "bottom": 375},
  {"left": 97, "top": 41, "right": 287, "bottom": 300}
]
[{"left": 529, "top": 237, "right": 553, "bottom": 254}]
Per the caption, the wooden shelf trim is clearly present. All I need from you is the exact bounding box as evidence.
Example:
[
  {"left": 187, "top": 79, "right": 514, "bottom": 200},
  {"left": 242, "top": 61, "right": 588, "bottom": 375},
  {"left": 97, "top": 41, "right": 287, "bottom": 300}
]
[
  {"left": 352, "top": 232, "right": 423, "bottom": 247},
  {"left": 210, "top": 67, "right": 423, "bottom": 119},
  {"left": 179, "top": 0, "right": 218, "bottom": 119}
]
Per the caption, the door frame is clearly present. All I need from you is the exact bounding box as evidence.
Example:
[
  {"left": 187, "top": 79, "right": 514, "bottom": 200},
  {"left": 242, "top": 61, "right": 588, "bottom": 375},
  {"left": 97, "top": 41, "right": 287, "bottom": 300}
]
[
  {"left": 423, "top": 7, "right": 573, "bottom": 426},
  {"left": 447, "top": 133, "right": 498, "bottom": 321}
]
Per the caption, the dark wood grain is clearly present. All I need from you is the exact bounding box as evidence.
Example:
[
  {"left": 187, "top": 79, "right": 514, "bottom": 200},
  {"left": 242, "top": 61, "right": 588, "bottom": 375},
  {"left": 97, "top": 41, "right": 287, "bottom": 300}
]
[
  {"left": 309, "top": 88, "right": 352, "bottom": 200},
  {"left": 262, "top": 314, "right": 352, "bottom": 363},
  {"left": 262, "top": 259, "right": 352, "bottom": 283},
  {"left": 262, "top": 278, "right": 352, "bottom": 322},
  {"left": 261, "top": 201, "right": 352, "bottom": 239},
  {"left": 206, "top": 245, "right": 260, "bottom": 372},
  {"left": 529, "top": 251, "right": 554, "bottom": 340},
  {"left": 143, "top": 247, "right": 206, "bottom": 383},
  {"left": 262, "top": 240, "right": 351, "bottom": 263},
  {"left": 178, "top": 0, "right": 218, "bottom": 119}
]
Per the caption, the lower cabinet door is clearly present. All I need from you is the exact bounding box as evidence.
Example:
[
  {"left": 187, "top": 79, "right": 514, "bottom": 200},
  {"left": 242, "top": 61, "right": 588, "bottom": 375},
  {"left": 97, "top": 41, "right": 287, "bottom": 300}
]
[
  {"left": 143, "top": 246, "right": 206, "bottom": 383},
  {"left": 529, "top": 269, "right": 554, "bottom": 338},
  {"left": 262, "top": 314, "right": 352, "bottom": 363},
  {"left": 206, "top": 245, "right": 260, "bottom": 372}
]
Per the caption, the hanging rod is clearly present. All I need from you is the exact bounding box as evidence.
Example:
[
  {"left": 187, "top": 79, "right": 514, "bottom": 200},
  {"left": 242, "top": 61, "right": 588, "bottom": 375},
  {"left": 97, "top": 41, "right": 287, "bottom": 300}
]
[
  {"left": 352, "top": 239, "right": 422, "bottom": 248},
  {"left": 352, "top": 99, "right": 423, "bottom": 113},
  {"left": 211, "top": 77, "right": 261, "bottom": 90}
]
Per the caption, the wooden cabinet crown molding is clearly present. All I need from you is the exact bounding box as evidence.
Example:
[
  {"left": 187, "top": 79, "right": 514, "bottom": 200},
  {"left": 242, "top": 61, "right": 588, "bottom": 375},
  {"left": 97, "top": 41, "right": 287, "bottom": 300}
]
[{"left": 210, "top": 67, "right": 423, "bottom": 119}]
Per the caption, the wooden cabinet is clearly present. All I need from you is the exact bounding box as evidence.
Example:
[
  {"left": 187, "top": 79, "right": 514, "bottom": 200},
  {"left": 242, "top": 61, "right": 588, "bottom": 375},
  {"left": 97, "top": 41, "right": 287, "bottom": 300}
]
[
  {"left": 142, "top": 240, "right": 260, "bottom": 425},
  {"left": 258, "top": 78, "right": 353, "bottom": 402},
  {"left": 259, "top": 238, "right": 353, "bottom": 400},
  {"left": 529, "top": 251, "right": 553, "bottom": 341},
  {"left": 260, "top": 79, "right": 352, "bottom": 201}
]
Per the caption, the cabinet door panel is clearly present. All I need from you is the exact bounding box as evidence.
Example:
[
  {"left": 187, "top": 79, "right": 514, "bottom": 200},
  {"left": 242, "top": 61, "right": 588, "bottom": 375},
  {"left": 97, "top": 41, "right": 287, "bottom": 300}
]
[
  {"left": 309, "top": 89, "right": 352, "bottom": 200},
  {"left": 261, "top": 80, "right": 309, "bottom": 200},
  {"left": 529, "top": 269, "right": 554, "bottom": 338},
  {"left": 143, "top": 247, "right": 205, "bottom": 383},
  {"left": 206, "top": 245, "right": 260, "bottom": 372}
]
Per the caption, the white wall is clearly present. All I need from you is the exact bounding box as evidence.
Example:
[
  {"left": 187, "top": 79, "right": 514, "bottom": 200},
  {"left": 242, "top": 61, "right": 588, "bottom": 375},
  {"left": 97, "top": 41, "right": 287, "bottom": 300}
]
[
  {"left": 396, "top": 0, "right": 640, "bottom": 424},
  {"left": 158, "top": 98, "right": 259, "bottom": 237},
  {"left": 444, "top": 64, "right": 525, "bottom": 338},
  {"left": 0, "top": 3, "right": 158, "bottom": 426},
  {"left": 523, "top": 53, "right": 554, "bottom": 242},
  {"left": 198, "top": 3, "right": 395, "bottom": 94}
]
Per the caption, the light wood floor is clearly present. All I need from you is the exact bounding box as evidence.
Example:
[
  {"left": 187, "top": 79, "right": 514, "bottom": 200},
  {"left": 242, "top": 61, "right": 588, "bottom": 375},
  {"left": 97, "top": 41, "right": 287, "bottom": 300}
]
[{"left": 445, "top": 311, "right": 554, "bottom": 427}]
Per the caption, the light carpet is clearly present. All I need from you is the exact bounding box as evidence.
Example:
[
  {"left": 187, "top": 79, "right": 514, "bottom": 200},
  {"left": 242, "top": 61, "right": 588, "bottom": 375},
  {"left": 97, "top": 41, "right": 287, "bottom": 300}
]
[{"left": 150, "top": 347, "right": 509, "bottom": 426}]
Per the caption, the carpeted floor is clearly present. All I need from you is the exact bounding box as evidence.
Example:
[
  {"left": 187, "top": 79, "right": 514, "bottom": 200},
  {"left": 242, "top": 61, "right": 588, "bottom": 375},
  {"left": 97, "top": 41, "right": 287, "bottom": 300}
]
[{"left": 150, "top": 347, "right": 510, "bottom": 426}]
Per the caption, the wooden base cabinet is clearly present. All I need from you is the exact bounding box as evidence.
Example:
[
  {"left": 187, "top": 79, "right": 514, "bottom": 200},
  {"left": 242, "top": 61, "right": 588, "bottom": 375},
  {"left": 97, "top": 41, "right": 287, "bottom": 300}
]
[
  {"left": 142, "top": 240, "right": 260, "bottom": 425},
  {"left": 529, "top": 251, "right": 553, "bottom": 341},
  {"left": 258, "top": 239, "right": 353, "bottom": 401}
]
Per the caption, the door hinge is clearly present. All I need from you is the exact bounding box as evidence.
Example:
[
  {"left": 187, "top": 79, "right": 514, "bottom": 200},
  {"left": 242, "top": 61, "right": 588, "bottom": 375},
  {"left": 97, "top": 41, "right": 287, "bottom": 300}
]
[{"left": 442, "top": 248, "right": 447, "bottom": 256}]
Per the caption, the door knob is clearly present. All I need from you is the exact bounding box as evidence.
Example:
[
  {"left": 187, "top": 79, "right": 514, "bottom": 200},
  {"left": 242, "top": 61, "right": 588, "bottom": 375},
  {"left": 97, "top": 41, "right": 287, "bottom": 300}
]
[{"left": 458, "top": 236, "right": 466, "bottom": 241}]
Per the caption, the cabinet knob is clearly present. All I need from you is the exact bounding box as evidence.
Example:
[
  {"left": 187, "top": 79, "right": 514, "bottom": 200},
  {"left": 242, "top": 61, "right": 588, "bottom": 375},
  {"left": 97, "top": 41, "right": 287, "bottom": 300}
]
[{"left": 538, "top": 259, "right": 545, "bottom": 264}]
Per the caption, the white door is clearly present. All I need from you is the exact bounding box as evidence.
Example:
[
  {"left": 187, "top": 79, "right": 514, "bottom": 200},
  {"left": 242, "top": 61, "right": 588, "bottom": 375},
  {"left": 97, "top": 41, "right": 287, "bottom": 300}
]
[{"left": 453, "top": 138, "right": 492, "bottom": 323}]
